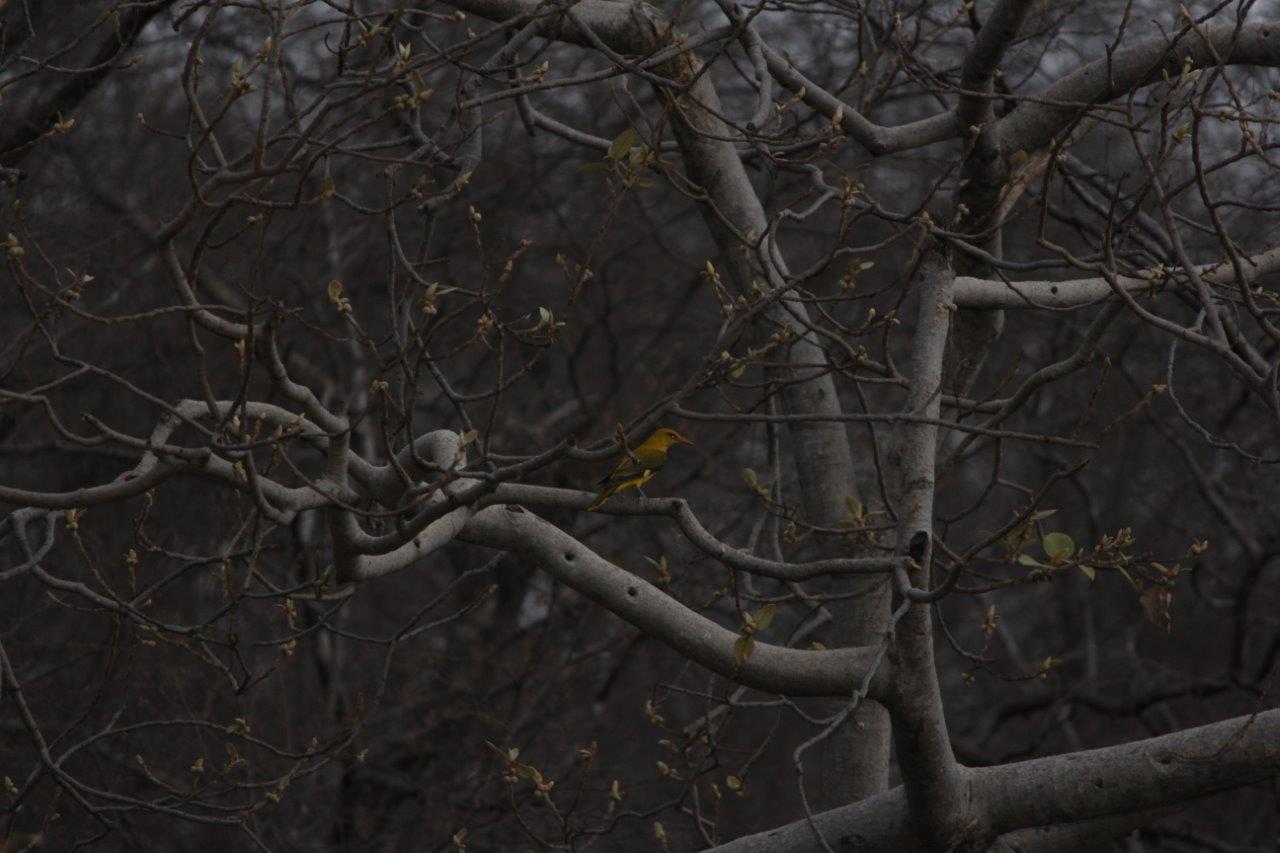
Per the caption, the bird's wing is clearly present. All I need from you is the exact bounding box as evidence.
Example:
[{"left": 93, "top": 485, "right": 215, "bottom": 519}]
[{"left": 599, "top": 447, "right": 667, "bottom": 485}]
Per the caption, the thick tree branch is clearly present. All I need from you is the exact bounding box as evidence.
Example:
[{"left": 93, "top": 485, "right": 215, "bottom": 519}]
[
  {"left": 953, "top": 247, "right": 1280, "bottom": 309},
  {"left": 998, "top": 21, "right": 1280, "bottom": 155},
  {"left": 713, "top": 709, "right": 1280, "bottom": 852},
  {"left": 885, "top": 249, "right": 965, "bottom": 846},
  {"left": 460, "top": 504, "right": 890, "bottom": 699}
]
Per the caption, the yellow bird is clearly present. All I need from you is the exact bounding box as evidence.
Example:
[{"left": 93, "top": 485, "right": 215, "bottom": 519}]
[{"left": 586, "top": 428, "right": 693, "bottom": 511}]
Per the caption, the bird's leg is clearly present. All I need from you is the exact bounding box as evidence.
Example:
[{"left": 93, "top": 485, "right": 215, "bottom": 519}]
[{"left": 636, "top": 469, "right": 654, "bottom": 500}]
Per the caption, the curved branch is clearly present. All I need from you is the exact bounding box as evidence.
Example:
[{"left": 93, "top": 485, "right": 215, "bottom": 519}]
[
  {"left": 489, "top": 484, "right": 906, "bottom": 581},
  {"left": 758, "top": 43, "right": 957, "bottom": 155},
  {"left": 998, "top": 21, "right": 1280, "bottom": 155},
  {"left": 459, "top": 504, "right": 889, "bottom": 699}
]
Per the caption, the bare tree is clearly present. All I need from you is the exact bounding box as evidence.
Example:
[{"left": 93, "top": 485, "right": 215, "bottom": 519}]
[{"left": 3, "top": 0, "right": 1279, "bottom": 849}]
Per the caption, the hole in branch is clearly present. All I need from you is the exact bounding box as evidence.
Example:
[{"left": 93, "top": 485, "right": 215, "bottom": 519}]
[
  {"left": 626, "top": 586, "right": 639, "bottom": 598},
  {"left": 908, "top": 531, "right": 930, "bottom": 562}
]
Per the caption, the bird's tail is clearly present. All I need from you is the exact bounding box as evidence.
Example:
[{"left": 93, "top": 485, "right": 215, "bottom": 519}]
[{"left": 586, "top": 485, "right": 616, "bottom": 512}]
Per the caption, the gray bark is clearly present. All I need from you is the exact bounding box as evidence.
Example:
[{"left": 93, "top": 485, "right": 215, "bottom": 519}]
[
  {"left": 442, "top": 0, "right": 893, "bottom": 806},
  {"left": 884, "top": 249, "right": 966, "bottom": 846},
  {"left": 713, "top": 708, "right": 1280, "bottom": 852}
]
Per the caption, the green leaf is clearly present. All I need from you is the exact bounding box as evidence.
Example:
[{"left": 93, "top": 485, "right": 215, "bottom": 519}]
[
  {"left": 459, "top": 429, "right": 479, "bottom": 446},
  {"left": 1002, "top": 527, "right": 1029, "bottom": 551},
  {"left": 844, "top": 496, "right": 863, "bottom": 518},
  {"left": 1042, "top": 532, "right": 1075, "bottom": 561},
  {"left": 733, "top": 634, "right": 755, "bottom": 665},
  {"left": 578, "top": 162, "right": 609, "bottom": 175},
  {"left": 752, "top": 603, "right": 776, "bottom": 631},
  {"left": 1117, "top": 566, "right": 1139, "bottom": 591},
  {"left": 1017, "top": 554, "right": 1045, "bottom": 568},
  {"left": 1008, "top": 149, "right": 1029, "bottom": 168},
  {"left": 609, "top": 128, "right": 637, "bottom": 160},
  {"left": 741, "top": 468, "right": 758, "bottom": 487},
  {"left": 1077, "top": 564, "right": 1097, "bottom": 581}
]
